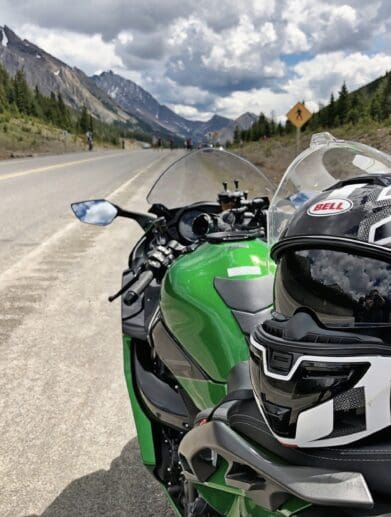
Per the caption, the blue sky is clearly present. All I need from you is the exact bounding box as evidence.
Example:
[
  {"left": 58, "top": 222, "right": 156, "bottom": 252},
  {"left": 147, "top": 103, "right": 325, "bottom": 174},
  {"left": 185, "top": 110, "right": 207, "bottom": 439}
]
[{"left": 1, "top": 0, "right": 390, "bottom": 121}]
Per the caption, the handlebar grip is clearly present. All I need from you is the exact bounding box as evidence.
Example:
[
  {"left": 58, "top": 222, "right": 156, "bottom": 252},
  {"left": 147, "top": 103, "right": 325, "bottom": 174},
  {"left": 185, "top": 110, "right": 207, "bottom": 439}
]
[{"left": 124, "top": 270, "right": 154, "bottom": 305}]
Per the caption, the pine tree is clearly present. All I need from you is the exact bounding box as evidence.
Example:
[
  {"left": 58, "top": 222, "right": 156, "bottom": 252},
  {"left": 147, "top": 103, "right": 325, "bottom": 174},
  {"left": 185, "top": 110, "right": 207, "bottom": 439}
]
[
  {"left": 327, "top": 93, "right": 336, "bottom": 127},
  {"left": 370, "top": 93, "right": 382, "bottom": 121},
  {"left": 13, "top": 69, "right": 31, "bottom": 115},
  {"left": 0, "top": 65, "right": 10, "bottom": 112},
  {"left": 270, "top": 118, "right": 276, "bottom": 136},
  {"left": 79, "top": 106, "right": 89, "bottom": 133},
  {"left": 56, "top": 93, "right": 68, "bottom": 127},
  {"left": 337, "top": 82, "right": 350, "bottom": 125},
  {"left": 381, "top": 72, "right": 391, "bottom": 120},
  {"left": 347, "top": 92, "right": 364, "bottom": 125},
  {"left": 258, "top": 113, "right": 267, "bottom": 137},
  {"left": 285, "top": 120, "right": 294, "bottom": 134},
  {"left": 233, "top": 125, "right": 241, "bottom": 144}
]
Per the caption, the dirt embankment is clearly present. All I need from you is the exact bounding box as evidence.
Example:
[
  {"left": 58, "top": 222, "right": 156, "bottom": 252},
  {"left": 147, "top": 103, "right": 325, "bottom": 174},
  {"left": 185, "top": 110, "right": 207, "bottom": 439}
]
[{"left": 237, "top": 126, "right": 391, "bottom": 185}]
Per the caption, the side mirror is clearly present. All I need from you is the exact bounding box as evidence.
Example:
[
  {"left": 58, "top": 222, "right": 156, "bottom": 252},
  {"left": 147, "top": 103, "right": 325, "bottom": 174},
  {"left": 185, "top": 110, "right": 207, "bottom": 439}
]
[{"left": 71, "top": 200, "right": 118, "bottom": 226}]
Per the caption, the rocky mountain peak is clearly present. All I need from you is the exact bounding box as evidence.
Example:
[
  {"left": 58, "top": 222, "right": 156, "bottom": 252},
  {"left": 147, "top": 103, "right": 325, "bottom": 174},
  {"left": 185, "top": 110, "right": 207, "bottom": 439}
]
[{"left": 0, "top": 26, "right": 257, "bottom": 142}]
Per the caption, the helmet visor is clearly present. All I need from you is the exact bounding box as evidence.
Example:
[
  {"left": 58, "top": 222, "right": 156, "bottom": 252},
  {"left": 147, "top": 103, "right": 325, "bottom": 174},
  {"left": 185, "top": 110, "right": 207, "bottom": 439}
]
[{"left": 275, "top": 248, "right": 391, "bottom": 327}]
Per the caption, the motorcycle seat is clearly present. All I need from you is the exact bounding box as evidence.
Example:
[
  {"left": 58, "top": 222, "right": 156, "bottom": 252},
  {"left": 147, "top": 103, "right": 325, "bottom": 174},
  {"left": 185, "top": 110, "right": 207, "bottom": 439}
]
[{"left": 225, "top": 363, "right": 391, "bottom": 499}]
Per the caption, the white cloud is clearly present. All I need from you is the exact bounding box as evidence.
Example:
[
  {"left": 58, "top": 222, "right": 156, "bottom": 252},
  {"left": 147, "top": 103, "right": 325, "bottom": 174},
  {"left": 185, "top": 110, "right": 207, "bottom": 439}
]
[
  {"left": 213, "top": 52, "right": 391, "bottom": 119},
  {"left": 18, "top": 24, "right": 123, "bottom": 74},
  {"left": 282, "top": 23, "right": 310, "bottom": 54},
  {"left": 167, "top": 104, "right": 213, "bottom": 121},
  {"left": 289, "top": 51, "right": 391, "bottom": 102},
  {"left": 1, "top": 1, "right": 390, "bottom": 121}
]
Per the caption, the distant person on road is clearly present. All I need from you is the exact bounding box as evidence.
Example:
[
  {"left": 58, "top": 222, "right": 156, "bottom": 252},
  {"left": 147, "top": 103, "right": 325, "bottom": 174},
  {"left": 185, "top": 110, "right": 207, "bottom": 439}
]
[
  {"left": 86, "top": 131, "right": 93, "bottom": 151},
  {"left": 157, "top": 137, "right": 162, "bottom": 150}
]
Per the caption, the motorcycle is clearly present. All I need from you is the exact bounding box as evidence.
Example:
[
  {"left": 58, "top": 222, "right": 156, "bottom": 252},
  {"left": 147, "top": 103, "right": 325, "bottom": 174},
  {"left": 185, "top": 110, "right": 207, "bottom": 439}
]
[
  {"left": 71, "top": 148, "right": 275, "bottom": 515},
  {"left": 71, "top": 136, "right": 391, "bottom": 516}
]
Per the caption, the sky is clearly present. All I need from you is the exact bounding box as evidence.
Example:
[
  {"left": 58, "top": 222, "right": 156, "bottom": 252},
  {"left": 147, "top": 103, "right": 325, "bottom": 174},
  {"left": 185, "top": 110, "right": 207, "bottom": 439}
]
[{"left": 1, "top": 0, "right": 391, "bottom": 121}]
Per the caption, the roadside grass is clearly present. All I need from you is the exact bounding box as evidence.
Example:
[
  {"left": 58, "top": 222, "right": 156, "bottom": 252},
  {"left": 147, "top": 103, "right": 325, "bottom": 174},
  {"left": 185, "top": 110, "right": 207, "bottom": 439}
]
[
  {"left": 0, "top": 114, "right": 83, "bottom": 158},
  {"left": 0, "top": 114, "right": 128, "bottom": 160},
  {"left": 234, "top": 119, "right": 391, "bottom": 184}
]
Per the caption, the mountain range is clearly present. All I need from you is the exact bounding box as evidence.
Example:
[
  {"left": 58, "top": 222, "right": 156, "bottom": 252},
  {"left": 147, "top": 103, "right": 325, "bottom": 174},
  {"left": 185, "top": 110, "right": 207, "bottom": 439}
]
[{"left": 0, "top": 25, "right": 256, "bottom": 142}]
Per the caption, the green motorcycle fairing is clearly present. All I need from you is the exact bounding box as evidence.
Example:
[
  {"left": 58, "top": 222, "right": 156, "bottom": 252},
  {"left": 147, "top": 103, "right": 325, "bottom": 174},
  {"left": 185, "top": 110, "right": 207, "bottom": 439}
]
[
  {"left": 161, "top": 238, "right": 273, "bottom": 384},
  {"left": 123, "top": 236, "right": 273, "bottom": 460}
]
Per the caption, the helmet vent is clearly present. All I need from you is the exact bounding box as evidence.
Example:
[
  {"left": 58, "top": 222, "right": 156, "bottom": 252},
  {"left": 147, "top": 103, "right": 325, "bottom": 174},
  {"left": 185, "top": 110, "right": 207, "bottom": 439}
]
[
  {"left": 262, "top": 321, "right": 283, "bottom": 338},
  {"left": 326, "top": 387, "right": 366, "bottom": 439},
  {"left": 302, "top": 333, "right": 361, "bottom": 345}
]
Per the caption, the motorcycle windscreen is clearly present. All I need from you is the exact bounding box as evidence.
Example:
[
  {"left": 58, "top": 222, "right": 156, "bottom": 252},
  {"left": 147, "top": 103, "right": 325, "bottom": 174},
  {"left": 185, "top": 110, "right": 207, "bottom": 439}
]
[
  {"left": 147, "top": 149, "right": 275, "bottom": 208},
  {"left": 275, "top": 248, "right": 391, "bottom": 328},
  {"left": 268, "top": 133, "right": 391, "bottom": 245}
]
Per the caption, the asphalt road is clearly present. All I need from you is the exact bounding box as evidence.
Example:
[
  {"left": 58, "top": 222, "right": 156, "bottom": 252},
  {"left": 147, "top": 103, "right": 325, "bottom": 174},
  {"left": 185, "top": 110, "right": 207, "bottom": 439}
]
[
  {"left": 0, "top": 149, "right": 180, "bottom": 516},
  {"left": 0, "top": 150, "right": 170, "bottom": 274}
]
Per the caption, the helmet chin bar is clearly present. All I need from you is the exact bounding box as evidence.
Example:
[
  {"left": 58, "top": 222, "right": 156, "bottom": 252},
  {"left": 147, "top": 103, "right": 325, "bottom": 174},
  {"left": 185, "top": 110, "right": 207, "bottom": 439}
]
[{"left": 249, "top": 334, "right": 391, "bottom": 448}]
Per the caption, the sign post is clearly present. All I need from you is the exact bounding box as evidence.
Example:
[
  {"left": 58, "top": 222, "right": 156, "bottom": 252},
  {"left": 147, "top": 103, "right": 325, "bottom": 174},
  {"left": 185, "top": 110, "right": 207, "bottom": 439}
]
[{"left": 286, "top": 102, "right": 312, "bottom": 155}]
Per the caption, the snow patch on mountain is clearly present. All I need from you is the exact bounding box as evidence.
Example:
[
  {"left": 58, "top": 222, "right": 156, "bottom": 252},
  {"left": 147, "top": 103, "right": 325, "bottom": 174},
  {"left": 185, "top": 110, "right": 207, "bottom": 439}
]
[
  {"left": 108, "top": 86, "right": 119, "bottom": 99},
  {"left": 0, "top": 27, "right": 8, "bottom": 47}
]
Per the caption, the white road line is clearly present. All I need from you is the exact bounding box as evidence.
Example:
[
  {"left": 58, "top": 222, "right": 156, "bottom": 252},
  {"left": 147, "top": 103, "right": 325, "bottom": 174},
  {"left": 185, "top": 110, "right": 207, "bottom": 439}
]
[
  {"left": 0, "top": 152, "right": 126, "bottom": 181},
  {"left": 0, "top": 154, "right": 167, "bottom": 285}
]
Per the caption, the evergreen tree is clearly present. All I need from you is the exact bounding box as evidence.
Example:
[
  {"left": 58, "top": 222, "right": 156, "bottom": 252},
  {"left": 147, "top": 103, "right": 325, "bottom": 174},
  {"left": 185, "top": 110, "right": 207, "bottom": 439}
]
[
  {"left": 337, "top": 82, "right": 350, "bottom": 125},
  {"left": 326, "top": 93, "right": 336, "bottom": 127},
  {"left": 30, "top": 86, "right": 43, "bottom": 118},
  {"left": 285, "top": 120, "right": 294, "bottom": 134},
  {"left": 258, "top": 113, "right": 267, "bottom": 137},
  {"left": 380, "top": 72, "right": 391, "bottom": 120},
  {"left": 79, "top": 106, "right": 89, "bottom": 133},
  {"left": 13, "top": 69, "right": 31, "bottom": 115},
  {"left": 57, "top": 92, "right": 71, "bottom": 129},
  {"left": 0, "top": 65, "right": 10, "bottom": 112},
  {"left": 347, "top": 92, "right": 364, "bottom": 124},
  {"left": 233, "top": 125, "right": 241, "bottom": 144},
  {"left": 269, "top": 118, "right": 276, "bottom": 136},
  {"left": 370, "top": 93, "right": 382, "bottom": 121}
]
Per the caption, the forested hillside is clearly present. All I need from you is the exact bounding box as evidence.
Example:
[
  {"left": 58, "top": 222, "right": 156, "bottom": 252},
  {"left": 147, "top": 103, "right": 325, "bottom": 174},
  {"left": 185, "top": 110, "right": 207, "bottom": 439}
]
[
  {"left": 232, "top": 72, "right": 391, "bottom": 184},
  {"left": 0, "top": 65, "right": 148, "bottom": 154},
  {"left": 234, "top": 72, "right": 391, "bottom": 145}
]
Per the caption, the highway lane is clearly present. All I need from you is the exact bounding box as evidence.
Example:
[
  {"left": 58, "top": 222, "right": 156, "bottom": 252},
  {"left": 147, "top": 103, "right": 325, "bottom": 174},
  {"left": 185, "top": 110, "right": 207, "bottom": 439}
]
[
  {"left": 0, "top": 150, "right": 180, "bottom": 516},
  {"left": 0, "top": 149, "right": 170, "bottom": 275}
]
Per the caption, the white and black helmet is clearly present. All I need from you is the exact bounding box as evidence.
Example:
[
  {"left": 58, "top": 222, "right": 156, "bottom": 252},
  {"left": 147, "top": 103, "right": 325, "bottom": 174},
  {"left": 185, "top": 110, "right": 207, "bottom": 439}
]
[{"left": 250, "top": 172, "right": 391, "bottom": 448}]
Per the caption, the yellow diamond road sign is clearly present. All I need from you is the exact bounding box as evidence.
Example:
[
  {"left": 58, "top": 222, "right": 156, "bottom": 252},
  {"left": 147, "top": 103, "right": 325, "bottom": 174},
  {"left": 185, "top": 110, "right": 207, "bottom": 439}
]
[{"left": 287, "top": 102, "right": 312, "bottom": 129}]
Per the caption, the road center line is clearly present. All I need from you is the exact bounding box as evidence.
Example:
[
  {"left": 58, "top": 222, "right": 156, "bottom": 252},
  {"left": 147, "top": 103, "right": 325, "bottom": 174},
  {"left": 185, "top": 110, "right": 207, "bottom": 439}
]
[{"left": 0, "top": 152, "right": 129, "bottom": 182}]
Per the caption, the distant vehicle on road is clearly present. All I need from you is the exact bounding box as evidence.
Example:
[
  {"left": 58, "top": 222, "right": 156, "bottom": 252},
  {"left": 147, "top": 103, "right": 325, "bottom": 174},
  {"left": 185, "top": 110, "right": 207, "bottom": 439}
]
[{"left": 142, "top": 143, "right": 152, "bottom": 149}]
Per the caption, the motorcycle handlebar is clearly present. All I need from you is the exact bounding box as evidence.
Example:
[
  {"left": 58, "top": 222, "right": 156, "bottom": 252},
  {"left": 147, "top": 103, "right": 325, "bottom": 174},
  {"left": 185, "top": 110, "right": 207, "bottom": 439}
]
[{"left": 124, "top": 270, "right": 154, "bottom": 305}]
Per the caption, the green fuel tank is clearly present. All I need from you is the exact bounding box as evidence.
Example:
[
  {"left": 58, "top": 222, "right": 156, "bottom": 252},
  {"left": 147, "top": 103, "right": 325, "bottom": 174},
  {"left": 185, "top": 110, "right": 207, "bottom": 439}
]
[{"left": 160, "top": 238, "right": 272, "bottom": 383}]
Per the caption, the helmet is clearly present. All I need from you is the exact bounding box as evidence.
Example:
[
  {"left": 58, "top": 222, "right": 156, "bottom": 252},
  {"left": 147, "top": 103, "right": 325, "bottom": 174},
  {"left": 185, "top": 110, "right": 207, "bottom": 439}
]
[{"left": 250, "top": 161, "right": 391, "bottom": 448}]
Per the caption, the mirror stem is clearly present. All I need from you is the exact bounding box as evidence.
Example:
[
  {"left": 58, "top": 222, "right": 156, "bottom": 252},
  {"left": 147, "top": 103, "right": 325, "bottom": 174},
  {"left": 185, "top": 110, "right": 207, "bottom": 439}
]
[{"left": 115, "top": 205, "right": 157, "bottom": 231}]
